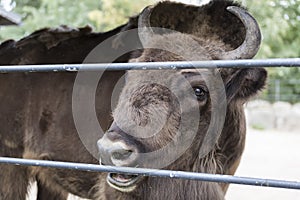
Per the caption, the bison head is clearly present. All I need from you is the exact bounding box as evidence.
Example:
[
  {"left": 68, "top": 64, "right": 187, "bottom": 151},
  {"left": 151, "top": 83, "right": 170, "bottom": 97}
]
[{"left": 97, "top": 1, "right": 267, "bottom": 194}]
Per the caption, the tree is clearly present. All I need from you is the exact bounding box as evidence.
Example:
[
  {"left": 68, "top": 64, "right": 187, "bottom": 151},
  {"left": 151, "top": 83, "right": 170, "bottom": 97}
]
[
  {"left": 242, "top": 0, "right": 300, "bottom": 103},
  {"left": 245, "top": 0, "right": 300, "bottom": 58},
  {"left": 87, "top": 0, "right": 155, "bottom": 31},
  {"left": 0, "top": 0, "right": 154, "bottom": 42}
]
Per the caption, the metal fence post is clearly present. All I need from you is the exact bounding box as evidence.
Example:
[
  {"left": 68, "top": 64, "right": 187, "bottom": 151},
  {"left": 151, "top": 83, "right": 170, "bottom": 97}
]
[{"left": 275, "top": 79, "right": 281, "bottom": 101}]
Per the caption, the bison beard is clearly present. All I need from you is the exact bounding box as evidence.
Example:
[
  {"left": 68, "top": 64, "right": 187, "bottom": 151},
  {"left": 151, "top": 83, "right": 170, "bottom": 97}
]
[{"left": 0, "top": 1, "right": 266, "bottom": 200}]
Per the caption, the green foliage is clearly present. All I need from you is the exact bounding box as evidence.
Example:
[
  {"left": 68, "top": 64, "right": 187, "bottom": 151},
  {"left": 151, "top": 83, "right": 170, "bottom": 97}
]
[
  {"left": 242, "top": 0, "right": 300, "bottom": 102},
  {"left": 0, "top": 0, "right": 154, "bottom": 41},
  {"left": 88, "top": 0, "right": 155, "bottom": 31},
  {"left": 245, "top": 0, "right": 300, "bottom": 59}
]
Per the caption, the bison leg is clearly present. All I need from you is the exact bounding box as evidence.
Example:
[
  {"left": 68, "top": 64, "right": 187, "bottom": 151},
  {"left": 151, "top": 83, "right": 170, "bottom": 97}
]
[
  {"left": 0, "top": 164, "right": 29, "bottom": 200},
  {"left": 36, "top": 179, "right": 68, "bottom": 200}
]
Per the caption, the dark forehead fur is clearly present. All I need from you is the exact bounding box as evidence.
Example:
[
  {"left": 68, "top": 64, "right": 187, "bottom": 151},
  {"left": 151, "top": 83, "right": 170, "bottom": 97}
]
[
  {"left": 135, "top": 33, "right": 230, "bottom": 62},
  {"left": 149, "top": 0, "right": 245, "bottom": 50}
]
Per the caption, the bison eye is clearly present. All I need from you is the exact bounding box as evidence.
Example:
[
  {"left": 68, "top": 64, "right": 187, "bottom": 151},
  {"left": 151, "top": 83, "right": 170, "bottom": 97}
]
[{"left": 193, "top": 87, "right": 207, "bottom": 101}]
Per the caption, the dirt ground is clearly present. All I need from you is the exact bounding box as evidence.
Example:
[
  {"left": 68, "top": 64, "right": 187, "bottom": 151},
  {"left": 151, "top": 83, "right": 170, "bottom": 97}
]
[
  {"left": 226, "top": 129, "right": 300, "bottom": 200},
  {"left": 27, "top": 129, "right": 300, "bottom": 200}
]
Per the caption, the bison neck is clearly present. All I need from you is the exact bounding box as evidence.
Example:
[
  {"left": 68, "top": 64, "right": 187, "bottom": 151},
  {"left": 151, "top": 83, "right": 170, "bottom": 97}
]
[
  {"left": 98, "top": 104, "right": 246, "bottom": 200},
  {"left": 102, "top": 177, "right": 224, "bottom": 200},
  {"left": 218, "top": 103, "right": 246, "bottom": 174}
]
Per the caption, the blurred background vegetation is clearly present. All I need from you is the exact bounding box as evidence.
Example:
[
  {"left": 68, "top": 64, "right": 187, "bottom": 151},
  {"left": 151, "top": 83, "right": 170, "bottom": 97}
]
[
  {"left": 243, "top": 0, "right": 300, "bottom": 103},
  {"left": 0, "top": 0, "right": 155, "bottom": 39},
  {"left": 0, "top": 0, "right": 299, "bottom": 102}
]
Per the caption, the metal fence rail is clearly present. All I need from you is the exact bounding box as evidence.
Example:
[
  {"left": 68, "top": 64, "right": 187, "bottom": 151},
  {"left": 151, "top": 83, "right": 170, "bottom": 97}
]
[
  {"left": 0, "top": 157, "right": 300, "bottom": 190},
  {"left": 1, "top": 58, "right": 300, "bottom": 191},
  {"left": 0, "top": 58, "right": 300, "bottom": 72}
]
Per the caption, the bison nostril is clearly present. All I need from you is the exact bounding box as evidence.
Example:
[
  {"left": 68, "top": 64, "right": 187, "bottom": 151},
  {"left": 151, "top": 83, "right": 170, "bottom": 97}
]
[
  {"left": 112, "top": 149, "right": 133, "bottom": 161},
  {"left": 98, "top": 131, "right": 139, "bottom": 166}
]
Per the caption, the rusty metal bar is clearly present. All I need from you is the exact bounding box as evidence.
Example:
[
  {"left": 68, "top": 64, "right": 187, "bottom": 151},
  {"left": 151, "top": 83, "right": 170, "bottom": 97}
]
[{"left": 0, "top": 157, "right": 300, "bottom": 190}]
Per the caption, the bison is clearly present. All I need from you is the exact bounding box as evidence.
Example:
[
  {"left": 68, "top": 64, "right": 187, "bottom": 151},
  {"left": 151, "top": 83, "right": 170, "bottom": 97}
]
[
  {"left": 0, "top": 1, "right": 266, "bottom": 200},
  {"left": 96, "top": 3, "right": 266, "bottom": 200}
]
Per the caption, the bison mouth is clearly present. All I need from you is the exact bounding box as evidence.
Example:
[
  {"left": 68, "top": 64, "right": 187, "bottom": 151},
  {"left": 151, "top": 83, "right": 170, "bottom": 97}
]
[{"left": 107, "top": 173, "right": 142, "bottom": 192}]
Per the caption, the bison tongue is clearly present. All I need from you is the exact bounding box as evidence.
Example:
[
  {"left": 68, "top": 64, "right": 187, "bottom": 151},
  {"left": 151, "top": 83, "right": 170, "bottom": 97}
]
[{"left": 112, "top": 173, "right": 136, "bottom": 183}]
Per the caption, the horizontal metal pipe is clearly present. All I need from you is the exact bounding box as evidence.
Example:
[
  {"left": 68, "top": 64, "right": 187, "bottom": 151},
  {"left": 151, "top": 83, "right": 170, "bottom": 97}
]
[
  {"left": 0, "top": 58, "right": 299, "bottom": 73},
  {"left": 1, "top": 157, "right": 300, "bottom": 190}
]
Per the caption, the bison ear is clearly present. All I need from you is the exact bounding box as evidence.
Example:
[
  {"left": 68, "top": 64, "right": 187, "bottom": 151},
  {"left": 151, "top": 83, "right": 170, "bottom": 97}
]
[{"left": 222, "top": 68, "right": 267, "bottom": 103}]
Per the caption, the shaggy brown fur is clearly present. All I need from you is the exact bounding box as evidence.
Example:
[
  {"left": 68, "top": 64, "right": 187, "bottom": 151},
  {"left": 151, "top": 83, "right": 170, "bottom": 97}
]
[
  {"left": 0, "top": 71, "right": 125, "bottom": 199},
  {"left": 0, "top": 1, "right": 266, "bottom": 200},
  {"left": 0, "top": 22, "right": 130, "bottom": 200},
  {"left": 96, "top": 37, "right": 266, "bottom": 200}
]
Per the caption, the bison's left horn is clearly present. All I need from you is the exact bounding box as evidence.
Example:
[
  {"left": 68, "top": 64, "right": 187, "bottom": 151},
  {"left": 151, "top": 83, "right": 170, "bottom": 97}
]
[
  {"left": 218, "top": 6, "right": 261, "bottom": 60},
  {"left": 138, "top": 5, "right": 155, "bottom": 46}
]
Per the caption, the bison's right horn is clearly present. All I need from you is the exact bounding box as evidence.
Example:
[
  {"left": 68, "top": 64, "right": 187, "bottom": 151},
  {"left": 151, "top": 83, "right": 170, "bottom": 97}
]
[
  {"left": 218, "top": 6, "right": 262, "bottom": 60},
  {"left": 138, "top": 5, "right": 155, "bottom": 46}
]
